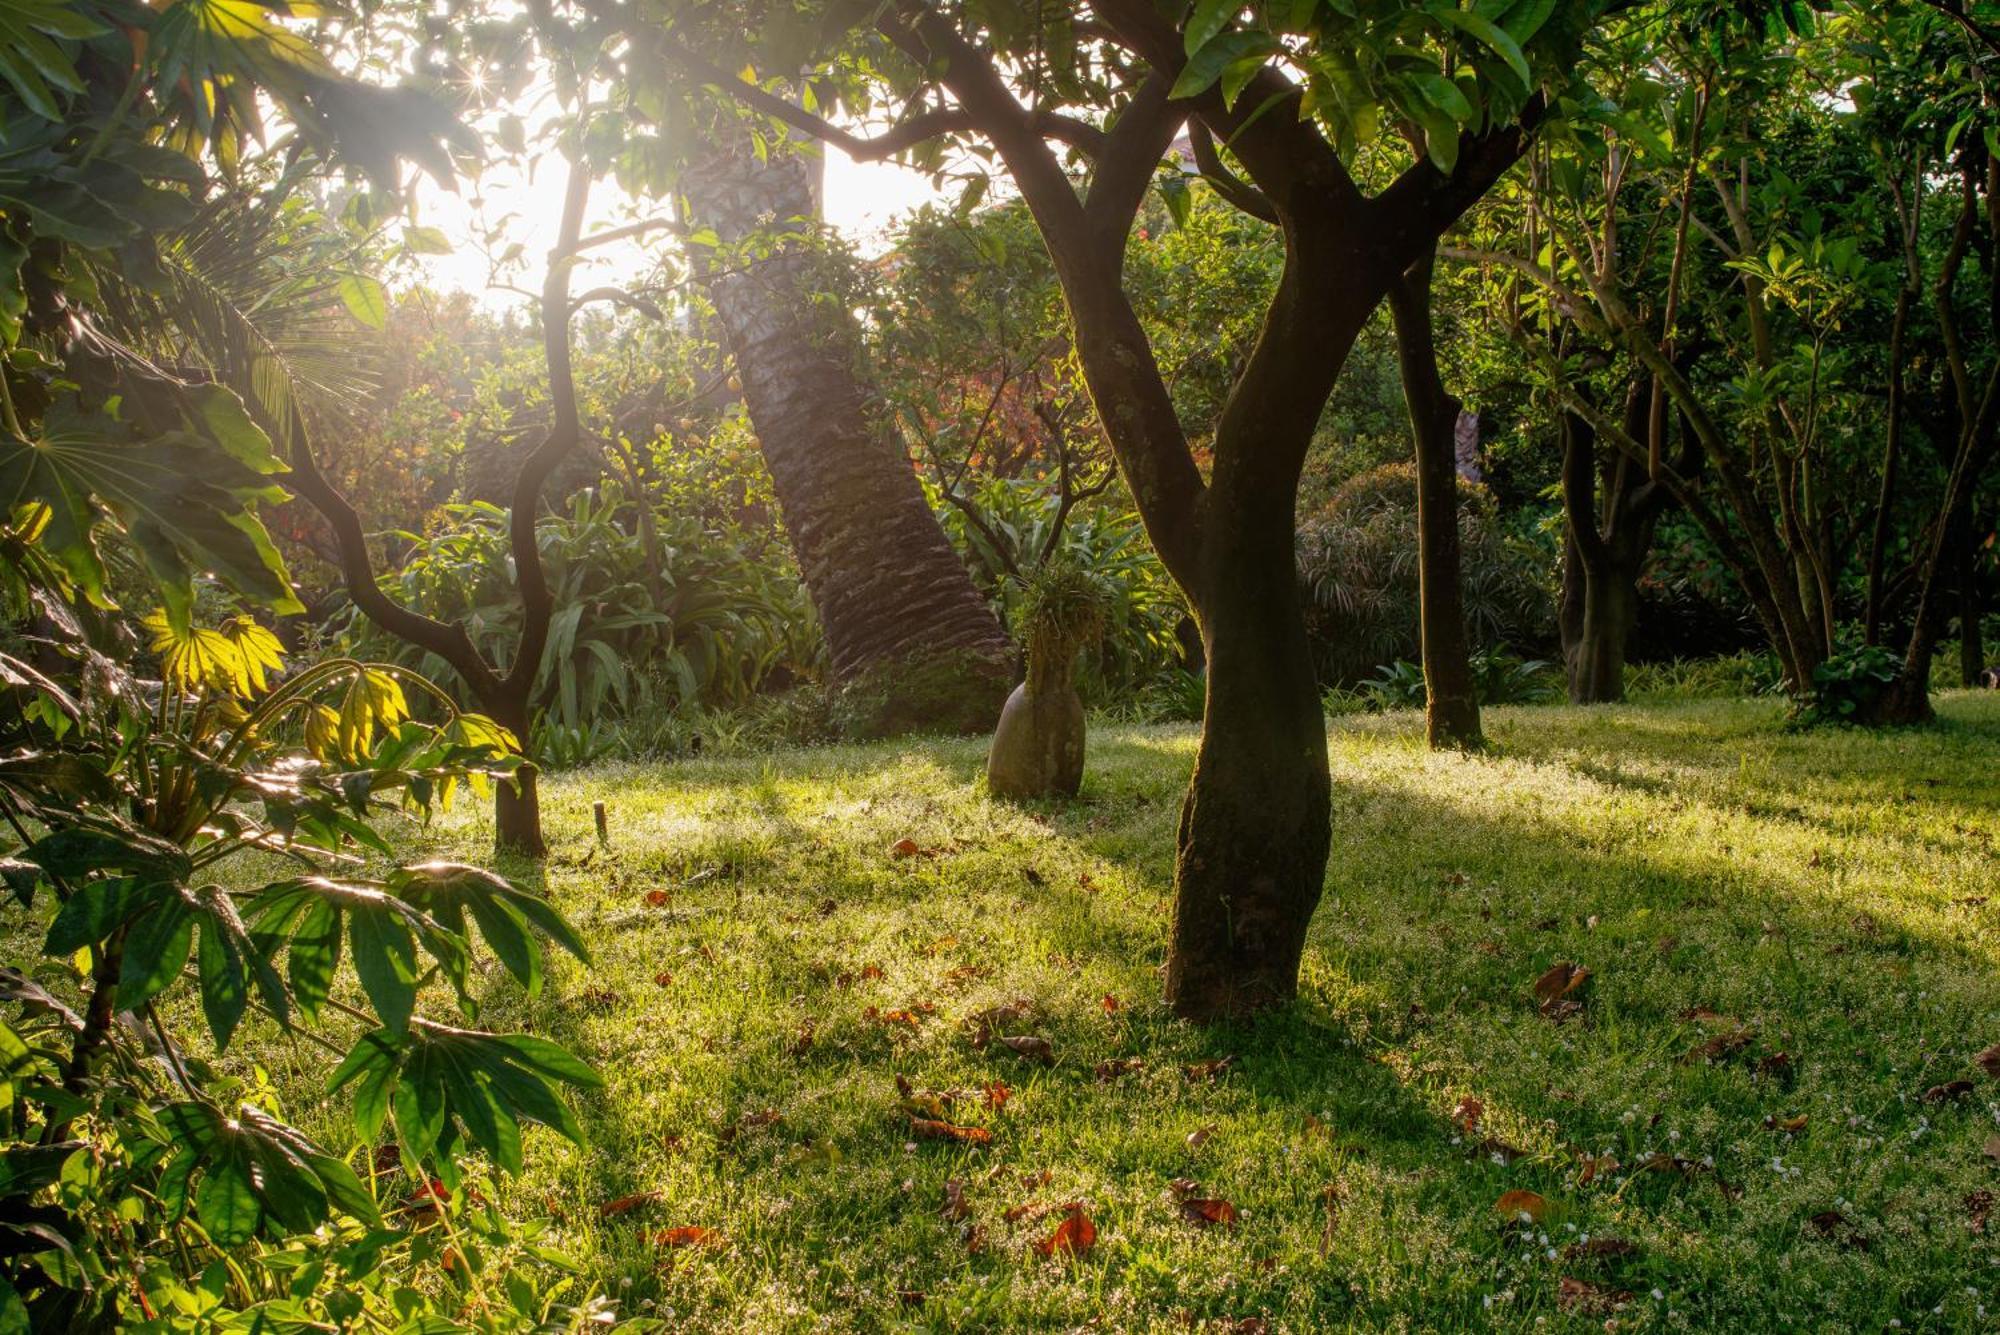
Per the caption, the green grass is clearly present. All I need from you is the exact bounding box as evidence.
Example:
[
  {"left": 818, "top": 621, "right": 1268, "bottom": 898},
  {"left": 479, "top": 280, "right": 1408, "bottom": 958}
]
[{"left": 293, "top": 696, "right": 2000, "bottom": 1331}]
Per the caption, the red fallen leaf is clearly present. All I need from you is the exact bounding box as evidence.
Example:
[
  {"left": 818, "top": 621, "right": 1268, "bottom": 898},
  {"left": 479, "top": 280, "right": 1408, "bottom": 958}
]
[
  {"left": 1562, "top": 1237, "right": 1638, "bottom": 1260},
  {"left": 403, "top": 1178, "right": 451, "bottom": 1217},
  {"left": 1493, "top": 1189, "right": 1549, "bottom": 1223},
  {"left": 644, "top": 889, "right": 672, "bottom": 907},
  {"left": 599, "top": 1190, "right": 662, "bottom": 1218},
  {"left": 941, "top": 1178, "right": 969, "bottom": 1220},
  {"left": 890, "top": 837, "right": 922, "bottom": 859},
  {"left": 371, "top": 1143, "right": 401, "bottom": 1176},
  {"left": 1020, "top": 1168, "right": 1054, "bottom": 1189},
  {"left": 579, "top": 986, "right": 620, "bottom": 1008},
  {"left": 653, "top": 1226, "right": 722, "bottom": 1248},
  {"left": 867, "top": 1006, "right": 924, "bottom": 1029},
  {"left": 1556, "top": 1277, "right": 1632, "bottom": 1316},
  {"left": 983, "top": 1081, "right": 1011, "bottom": 1111},
  {"left": 1180, "top": 1197, "right": 1239, "bottom": 1226},
  {"left": 1452, "top": 1096, "right": 1485, "bottom": 1135},
  {"left": 911, "top": 1117, "right": 993, "bottom": 1145},
  {"left": 996, "top": 1035, "right": 1054, "bottom": 1064},
  {"left": 1077, "top": 872, "right": 1101, "bottom": 893},
  {"left": 789, "top": 1023, "right": 815, "bottom": 1056},
  {"left": 1101, "top": 994, "right": 1121, "bottom": 1014},
  {"left": 1033, "top": 1204, "right": 1096, "bottom": 1258},
  {"left": 1095, "top": 1057, "right": 1145, "bottom": 1082},
  {"left": 1183, "top": 1055, "right": 1238, "bottom": 1082},
  {"left": 1977, "top": 1042, "right": 2000, "bottom": 1080},
  {"left": 963, "top": 1222, "right": 988, "bottom": 1254},
  {"left": 1923, "top": 1079, "right": 1975, "bottom": 1103},
  {"left": 653, "top": 971, "right": 674, "bottom": 988},
  {"left": 1967, "top": 1189, "right": 1995, "bottom": 1235},
  {"left": 860, "top": 964, "right": 884, "bottom": 981}
]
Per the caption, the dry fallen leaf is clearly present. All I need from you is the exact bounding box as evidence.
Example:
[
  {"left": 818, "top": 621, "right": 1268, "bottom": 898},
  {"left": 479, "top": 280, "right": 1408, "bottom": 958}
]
[
  {"left": 644, "top": 889, "right": 671, "bottom": 907},
  {"left": 1576, "top": 1152, "right": 1621, "bottom": 1186},
  {"left": 1681, "top": 1026, "right": 1755, "bottom": 1065},
  {"left": 1976, "top": 1042, "right": 2000, "bottom": 1080},
  {"left": 983, "top": 1081, "right": 1011, "bottom": 1111},
  {"left": 1101, "top": 994, "right": 1121, "bottom": 1014},
  {"left": 1806, "top": 1210, "right": 1870, "bottom": 1251},
  {"left": 1967, "top": 1189, "right": 1994, "bottom": 1235},
  {"left": 1186, "top": 1124, "right": 1216, "bottom": 1150},
  {"left": 868, "top": 1007, "right": 925, "bottom": 1030},
  {"left": 1922, "top": 1079, "right": 1975, "bottom": 1103},
  {"left": 1562, "top": 1237, "right": 1638, "bottom": 1260},
  {"left": 1493, "top": 1189, "right": 1549, "bottom": 1224},
  {"left": 1180, "top": 1197, "right": 1239, "bottom": 1226},
  {"left": 1533, "top": 961, "right": 1592, "bottom": 1020},
  {"left": 1556, "top": 1276, "right": 1632, "bottom": 1316},
  {"left": 1452, "top": 1096, "right": 1485, "bottom": 1135},
  {"left": 910, "top": 1117, "right": 993, "bottom": 1146},
  {"left": 1095, "top": 1057, "right": 1145, "bottom": 1082},
  {"left": 1764, "top": 1113, "right": 1809, "bottom": 1133},
  {"left": 1984, "top": 1133, "right": 2000, "bottom": 1162},
  {"left": 598, "top": 1191, "right": 662, "bottom": 1219},
  {"left": 1183, "top": 1055, "right": 1238, "bottom": 1082},
  {"left": 1033, "top": 1204, "right": 1097, "bottom": 1258},
  {"left": 890, "top": 837, "right": 923, "bottom": 859},
  {"left": 941, "top": 1178, "right": 969, "bottom": 1220},
  {"left": 996, "top": 1034, "right": 1055, "bottom": 1064},
  {"left": 653, "top": 1226, "right": 721, "bottom": 1249},
  {"left": 1003, "top": 1200, "right": 1061, "bottom": 1225}
]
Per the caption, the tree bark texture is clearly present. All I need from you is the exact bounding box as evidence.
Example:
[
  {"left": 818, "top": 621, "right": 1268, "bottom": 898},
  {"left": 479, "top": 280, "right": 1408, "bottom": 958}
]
[
  {"left": 683, "top": 146, "right": 1013, "bottom": 736},
  {"left": 1557, "top": 406, "right": 1669, "bottom": 704},
  {"left": 1388, "top": 251, "right": 1481, "bottom": 748}
]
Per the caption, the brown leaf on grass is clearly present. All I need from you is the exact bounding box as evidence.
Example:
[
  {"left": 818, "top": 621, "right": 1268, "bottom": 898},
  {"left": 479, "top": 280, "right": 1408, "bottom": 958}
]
[
  {"left": 1678, "top": 1005, "right": 1735, "bottom": 1025},
  {"left": 644, "top": 889, "right": 672, "bottom": 907},
  {"left": 1533, "top": 962, "right": 1592, "bottom": 1020},
  {"left": 1023, "top": 866, "right": 1046, "bottom": 887},
  {"left": 1020, "top": 1168, "right": 1055, "bottom": 1190},
  {"left": 1562, "top": 1237, "right": 1638, "bottom": 1260},
  {"left": 890, "top": 837, "right": 923, "bottom": 859},
  {"left": 1764, "top": 1113, "right": 1809, "bottom": 1133},
  {"left": 1180, "top": 1197, "right": 1239, "bottom": 1226},
  {"left": 967, "top": 998, "right": 1037, "bottom": 1046},
  {"left": 867, "top": 1006, "right": 925, "bottom": 1029},
  {"left": 983, "top": 1081, "right": 1011, "bottom": 1111},
  {"left": 1493, "top": 1189, "right": 1549, "bottom": 1223},
  {"left": 1967, "top": 1189, "right": 1995, "bottom": 1235},
  {"left": 371, "top": 1144, "right": 401, "bottom": 1176},
  {"left": 963, "top": 1222, "right": 988, "bottom": 1254},
  {"left": 996, "top": 1035, "right": 1055, "bottom": 1064},
  {"left": 943, "top": 963, "right": 992, "bottom": 986},
  {"left": 1985, "top": 1134, "right": 2000, "bottom": 1161},
  {"left": 1318, "top": 1182, "right": 1345, "bottom": 1259},
  {"left": 1475, "top": 1136, "right": 1530, "bottom": 1164},
  {"left": 1556, "top": 1277, "right": 1632, "bottom": 1316},
  {"left": 1680, "top": 1026, "right": 1755, "bottom": 1065},
  {"left": 652, "top": 971, "right": 674, "bottom": 988},
  {"left": 1976, "top": 1042, "right": 2000, "bottom": 1080},
  {"left": 1575, "top": 1152, "right": 1621, "bottom": 1186},
  {"left": 1004, "top": 1200, "right": 1060, "bottom": 1225},
  {"left": 598, "top": 1191, "right": 662, "bottom": 1218},
  {"left": 1922, "top": 1079, "right": 1975, "bottom": 1104},
  {"left": 788, "top": 1022, "right": 815, "bottom": 1056},
  {"left": 653, "top": 1226, "right": 722, "bottom": 1248},
  {"left": 1168, "top": 1177, "right": 1200, "bottom": 1197},
  {"left": 1095, "top": 1057, "right": 1145, "bottom": 1082},
  {"left": 1806, "top": 1210, "right": 1870, "bottom": 1251},
  {"left": 1757, "top": 1050, "right": 1793, "bottom": 1078},
  {"left": 1183, "top": 1055, "right": 1238, "bottom": 1082},
  {"left": 1033, "top": 1204, "right": 1096, "bottom": 1258},
  {"left": 1452, "top": 1096, "right": 1485, "bottom": 1135},
  {"left": 1186, "top": 1125, "right": 1216, "bottom": 1150},
  {"left": 579, "top": 986, "right": 620, "bottom": 1008},
  {"left": 1101, "top": 994, "right": 1121, "bottom": 1014},
  {"left": 912, "top": 1117, "right": 992, "bottom": 1146},
  {"left": 941, "top": 1179, "right": 969, "bottom": 1220}
]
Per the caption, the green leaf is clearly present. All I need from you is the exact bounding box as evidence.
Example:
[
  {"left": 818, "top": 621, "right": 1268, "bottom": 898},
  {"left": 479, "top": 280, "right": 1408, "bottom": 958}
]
[
  {"left": 43, "top": 876, "right": 147, "bottom": 956},
  {"left": 118, "top": 897, "right": 194, "bottom": 1011},
  {"left": 402, "top": 226, "right": 452, "bottom": 255},
  {"left": 337, "top": 273, "right": 388, "bottom": 330},
  {"left": 349, "top": 902, "right": 419, "bottom": 1035},
  {"left": 196, "top": 911, "right": 250, "bottom": 1050},
  {"left": 1170, "top": 30, "right": 1279, "bottom": 100},
  {"left": 1184, "top": 0, "right": 1240, "bottom": 57},
  {"left": 1432, "top": 4, "right": 1531, "bottom": 87},
  {"left": 194, "top": 1149, "right": 260, "bottom": 1245}
]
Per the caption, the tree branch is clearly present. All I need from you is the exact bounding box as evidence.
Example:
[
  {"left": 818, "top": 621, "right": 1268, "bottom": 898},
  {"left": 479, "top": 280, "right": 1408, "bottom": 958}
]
[{"left": 1186, "top": 120, "right": 1276, "bottom": 225}]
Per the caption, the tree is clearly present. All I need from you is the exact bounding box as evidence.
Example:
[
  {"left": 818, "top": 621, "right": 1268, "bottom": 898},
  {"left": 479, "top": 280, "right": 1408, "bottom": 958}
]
[
  {"left": 678, "top": 143, "right": 1015, "bottom": 735},
  {"left": 1388, "top": 250, "right": 1483, "bottom": 746},
  {"left": 641, "top": 0, "right": 1594, "bottom": 1016}
]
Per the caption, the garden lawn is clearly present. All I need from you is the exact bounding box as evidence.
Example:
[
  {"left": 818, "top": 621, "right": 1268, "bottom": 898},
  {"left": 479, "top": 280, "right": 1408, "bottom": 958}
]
[{"left": 311, "top": 696, "right": 2000, "bottom": 1331}]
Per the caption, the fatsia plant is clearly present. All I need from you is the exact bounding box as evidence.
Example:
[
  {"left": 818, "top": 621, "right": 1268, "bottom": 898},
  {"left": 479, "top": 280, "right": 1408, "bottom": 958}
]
[{"left": 0, "top": 594, "right": 601, "bottom": 1328}]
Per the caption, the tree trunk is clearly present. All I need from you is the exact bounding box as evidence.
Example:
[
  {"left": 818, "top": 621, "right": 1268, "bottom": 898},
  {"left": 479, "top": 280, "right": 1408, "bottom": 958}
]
[
  {"left": 1960, "top": 526, "right": 1985, "bottom": 686},
  {"left": 495, "top": 764, "right": 546, "bottom": 858},
  {"left": 683, "top": 145, "right": 1014, "bottom": 737},
  {"left": 1389, "top": 253, "right": 1481, "bottom": 749},
  {"left": 1557, "top": 410, "right": 1663, "bottom": 705},
  {"left": 1164, "top": 512, "right": 1331, "bottom": 1019},
  {"left": 1561, "top": 544, "right": 1640, "bottom": 704}
]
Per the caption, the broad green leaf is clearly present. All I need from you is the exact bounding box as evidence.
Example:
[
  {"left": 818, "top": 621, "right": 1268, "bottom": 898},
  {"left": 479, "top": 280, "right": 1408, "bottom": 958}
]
[
  {"left": 1170, "top": 30, "right": 1279, "bottom": 100},
  {"left": 337, "top": 273, "right": 388, "bottom": 329}
]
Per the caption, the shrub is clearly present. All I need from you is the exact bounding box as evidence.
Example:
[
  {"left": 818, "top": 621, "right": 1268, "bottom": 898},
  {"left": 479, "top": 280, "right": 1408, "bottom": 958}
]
[
  {"left": 1297, "top": 462, "right": 1552, "bottom": 686},
  {"left": 1361, "top": 647, "right": 1554, "bottom": 711},
  {"left": 1795, "top": 641, "right": 1903, "bottom": 727}
]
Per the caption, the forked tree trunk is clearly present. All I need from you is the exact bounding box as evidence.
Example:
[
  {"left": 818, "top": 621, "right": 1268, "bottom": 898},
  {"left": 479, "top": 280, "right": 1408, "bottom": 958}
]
[
  {"left": 1960, "top": 530, "right": 1985, "bottom": 686},
  {"left": 683, "top": 146, "right": 1013, "bottom": 736},
  {"left": 1557, "top": 409, "right": 1667, "bottom": 704},
  {"left": 1165, "top": 497, "right": 1331, "bottom": 1016},
  {"left": 1388, "top": 252, "right": 1480, "bottom": 748}
]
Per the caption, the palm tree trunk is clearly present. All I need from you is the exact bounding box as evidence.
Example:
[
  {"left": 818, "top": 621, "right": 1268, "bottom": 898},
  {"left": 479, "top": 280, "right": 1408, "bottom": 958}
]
[{"left": 683, "top": 145, "right": 1012, "bottom": 735}]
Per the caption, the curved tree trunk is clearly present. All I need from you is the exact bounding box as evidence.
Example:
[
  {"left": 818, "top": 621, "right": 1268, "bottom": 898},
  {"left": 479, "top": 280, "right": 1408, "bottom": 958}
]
[
  {"left": 1388, "top": 252, "right": 1480, "bottom": 748},
  {"left": 1558, "top": 408, "right": 1667, "bottom": 705},
  {"left": 683, "top": 146, "right": 1013, "bottom": 737}
]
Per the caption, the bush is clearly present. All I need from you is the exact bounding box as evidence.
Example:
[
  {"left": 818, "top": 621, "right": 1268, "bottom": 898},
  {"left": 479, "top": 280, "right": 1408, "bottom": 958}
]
[
  {"left": 340, "top": 484, "right": 822, "bottom": 762},
  {"left": 1625, "top": 651, "right": 1789, "bottom": 701},
  {"left": 1795, "top": 641, "right": 1903, "bottom": 727},
  {"left": 1360, "top": 647, "right": 1555, "bottom": 710},
  {"left": 1297, "top": 462, "right": 1552, "bottom": 686}
]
